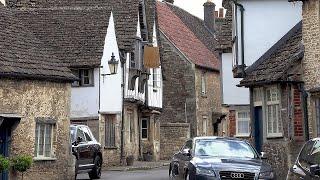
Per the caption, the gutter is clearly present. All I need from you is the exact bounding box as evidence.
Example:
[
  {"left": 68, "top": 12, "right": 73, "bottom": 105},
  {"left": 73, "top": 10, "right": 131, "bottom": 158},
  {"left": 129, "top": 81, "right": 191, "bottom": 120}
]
[{"left": 232, "top": 0, "right": 245, "bottom": 75}]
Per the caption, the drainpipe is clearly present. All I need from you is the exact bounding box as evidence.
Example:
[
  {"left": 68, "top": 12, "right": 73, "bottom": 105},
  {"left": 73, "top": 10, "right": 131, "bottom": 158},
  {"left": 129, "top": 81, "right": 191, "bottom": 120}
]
[
  {"left": 232, "top": 0, "right": 245, "bottom": 75},
  {"left": 299, "top": 84, "right": 310, "bottom": 141},
  {"left": 120, "top": 52, "right": 126, "bottom": 165}
]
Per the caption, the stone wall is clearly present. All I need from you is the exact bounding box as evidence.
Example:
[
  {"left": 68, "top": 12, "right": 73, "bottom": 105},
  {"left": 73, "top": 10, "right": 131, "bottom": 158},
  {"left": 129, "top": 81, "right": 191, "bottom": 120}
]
[
  {"left": 160, "top": 123, "right": 190, "bottom": 160},
  {"left": 0, "top": 78, "right": 74, "bottom": 180},
  {"left": 301, "top": 0, "right": 320, "bottom": 138},
  {"left": 194, "top": 68, "right": 222, "bottom": 136}
]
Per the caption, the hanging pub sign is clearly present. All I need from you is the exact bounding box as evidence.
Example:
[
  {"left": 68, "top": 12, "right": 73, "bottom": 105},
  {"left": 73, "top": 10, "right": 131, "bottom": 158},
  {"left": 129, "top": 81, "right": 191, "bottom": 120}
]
[{"left": 143, "top": 45, "right": 160, "bottom": 68}]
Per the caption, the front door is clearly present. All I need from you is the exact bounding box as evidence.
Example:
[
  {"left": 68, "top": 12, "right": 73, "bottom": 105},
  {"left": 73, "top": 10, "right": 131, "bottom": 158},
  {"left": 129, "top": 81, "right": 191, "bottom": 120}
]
[
  {"left": 254, "top": 106, "right": 263, "bottom": 153},
  {"left": 0, "top": 124, "right": 10, "bottom": 180}
]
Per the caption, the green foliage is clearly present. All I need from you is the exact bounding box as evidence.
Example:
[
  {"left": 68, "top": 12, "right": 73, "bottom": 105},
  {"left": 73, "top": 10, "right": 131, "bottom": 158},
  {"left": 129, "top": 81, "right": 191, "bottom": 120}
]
[
  {"left": 11, "top": 155, "right": 32, "bottom": 173},
  {"left": 0, "top": 155, "right": 10, "bottom": 172}
]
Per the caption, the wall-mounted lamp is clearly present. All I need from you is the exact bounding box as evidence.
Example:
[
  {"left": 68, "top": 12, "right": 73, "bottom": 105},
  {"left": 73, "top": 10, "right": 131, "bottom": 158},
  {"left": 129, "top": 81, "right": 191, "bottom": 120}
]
[{"left": 101, "top": 52, "right": 119, "bottom": 77}]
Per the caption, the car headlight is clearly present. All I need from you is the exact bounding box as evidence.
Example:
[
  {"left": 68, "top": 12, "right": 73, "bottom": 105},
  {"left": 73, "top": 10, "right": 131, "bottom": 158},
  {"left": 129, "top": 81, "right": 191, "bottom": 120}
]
[
  {"left": 259, "top": 171, "right": 274, "bottom": 179},
  {"left": 196, "top": 167, "right": 216, "bottom": 177}
]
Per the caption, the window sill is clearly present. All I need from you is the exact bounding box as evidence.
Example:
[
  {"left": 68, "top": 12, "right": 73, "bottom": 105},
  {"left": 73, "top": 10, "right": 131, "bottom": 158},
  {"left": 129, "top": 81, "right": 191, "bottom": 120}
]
[
  {"left": 235, "top": 134, "right": 250, "bottom": 138},
  {"left": 33, "top": 157, "right": 57, "bottom": 161},
  {"left": 104, "top": 147, "right": 118, "bottom": 150},
  {"left": 72, "top": 84, "right": 94, "bottom": 88},
  {"left": 267, "top": 134, "right": 283, "bottom": 139}
]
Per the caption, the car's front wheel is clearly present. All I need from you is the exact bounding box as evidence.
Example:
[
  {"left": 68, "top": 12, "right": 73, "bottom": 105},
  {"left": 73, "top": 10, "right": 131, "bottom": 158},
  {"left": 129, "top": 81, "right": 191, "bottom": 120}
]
[{"left": 88, "top": 156, "right": 102, "bottom": 179}]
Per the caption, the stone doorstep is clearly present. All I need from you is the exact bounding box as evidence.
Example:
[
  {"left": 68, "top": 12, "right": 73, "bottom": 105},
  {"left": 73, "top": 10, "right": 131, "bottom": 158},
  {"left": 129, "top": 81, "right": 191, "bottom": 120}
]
[{"left": 105, "top": 161, "right": 170, "bottom": 171}]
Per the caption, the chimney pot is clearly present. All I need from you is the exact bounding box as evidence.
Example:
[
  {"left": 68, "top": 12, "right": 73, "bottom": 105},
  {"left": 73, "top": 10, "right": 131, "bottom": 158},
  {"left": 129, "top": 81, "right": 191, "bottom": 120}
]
[
  {"left": 203, "top": 1, "right": 216, "bottom": 33},
  {"left": 219, "top": 8, "right": 224, "bottom": 18}
]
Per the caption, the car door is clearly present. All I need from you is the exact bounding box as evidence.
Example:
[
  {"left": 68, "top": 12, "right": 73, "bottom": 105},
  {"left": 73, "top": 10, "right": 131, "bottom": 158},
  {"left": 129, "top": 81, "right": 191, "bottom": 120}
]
[
  {"left": 81, "top": 126, "right": 95, "bottom": 164},
  {"left": 76, "top": 127, "right": 91, "bottom": 169},
  {"left": 178, "top": 140, "right": 193, "bottom": 178}
]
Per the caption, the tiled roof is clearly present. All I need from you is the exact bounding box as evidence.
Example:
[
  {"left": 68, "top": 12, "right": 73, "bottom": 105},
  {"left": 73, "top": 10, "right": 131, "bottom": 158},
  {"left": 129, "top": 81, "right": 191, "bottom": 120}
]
[
  {"left": 239, "top": 22, "right": 303, "bottom": 87},
  {"left": 12, "top": 0, "right": 145, "bottom": 67},
  {"left": 0, "top": 5, "right": 75, "bottom": 82},
  {"left": 156, "top": 1, "right": 220, "bottom": 71}
]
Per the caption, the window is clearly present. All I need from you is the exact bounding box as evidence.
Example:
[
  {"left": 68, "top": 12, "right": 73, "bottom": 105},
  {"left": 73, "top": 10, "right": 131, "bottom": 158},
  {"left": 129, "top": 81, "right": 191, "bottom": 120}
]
[
  {"left": 81, "top": 127, "right": 93, "bottom": 142},
  {"left": 127, "top": 111, "right": 134, "bottom": 142},
  {"left": 34, "top": 123, "right": 54, "bottom": 158},
  {"left": 253, "top": 88, "right": 263, "bottom": 106},
  {"left": 236, "top": 111, "right": 250, "bottom": 136},
  {"left": 266, "top": 87, "right": 282, "bottom": 137},
  {"left": 130, "top": 40, "right": 143, "bottom": 69},
  {"left": 71, "top": 69, "right": 94, "bottom": 87},
  {"left": 153, "top": 68, "right": 161, "bottom": 90},
  {"left": 141, "top": 119, "right": 148, "bottom": 140},
  {"left": 201, "top": 73, "right": 206, "bottom": 95},
  {"left": 298, "top": 140, "right": 320, "bottom": 169},
  {"left": 105, "top": 115, "right": 116, "bottom": 148},
  {"left": 202, "top": 116, "right": 208, "bottom": 136}
]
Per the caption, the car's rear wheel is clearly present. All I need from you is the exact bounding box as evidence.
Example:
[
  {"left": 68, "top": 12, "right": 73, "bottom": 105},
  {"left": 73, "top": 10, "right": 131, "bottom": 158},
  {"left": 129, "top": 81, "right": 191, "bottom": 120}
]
[{"left": 88, "top": 156, "right": 102, "bottom": 179}]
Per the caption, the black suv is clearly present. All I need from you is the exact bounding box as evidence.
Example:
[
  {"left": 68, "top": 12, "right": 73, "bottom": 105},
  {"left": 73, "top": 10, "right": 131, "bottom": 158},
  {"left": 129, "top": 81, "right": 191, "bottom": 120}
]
[
  {"left": 291, "top": 138, "right": 320, "bottom": 179},
  {"left": 70, "top": 125, "right": 103, "bottom": 179}
]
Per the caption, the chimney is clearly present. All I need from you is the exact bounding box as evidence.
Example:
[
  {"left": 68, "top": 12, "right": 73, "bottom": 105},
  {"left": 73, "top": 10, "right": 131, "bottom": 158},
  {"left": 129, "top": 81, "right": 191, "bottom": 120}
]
[
  {"left": 163, "top": 0, "right": 174, "bottom": 4},
  {"left": 214, "top": 11, "right": 218, "bottom": 18},
  {"left": 219, "top": 8, "right": 224, "bottom": 18},
  {"left": 203, "top": 0, "right": 216, "bottom": 33}
]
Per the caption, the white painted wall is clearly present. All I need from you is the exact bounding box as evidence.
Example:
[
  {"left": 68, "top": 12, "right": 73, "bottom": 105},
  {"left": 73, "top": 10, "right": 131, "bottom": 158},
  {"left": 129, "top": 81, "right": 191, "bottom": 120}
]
[
  {"left": 71, "top": 68, "right": 100, "bottom": 118},
  {"left": 222, "top": 53, "right": 249, "bottom": 105},
  {"left": 147, "top": 22, "right": 163, "bottom": 108},
  {"left": 222, "top": 0, "right": 302, "bottom": 105},
  {"left": 100, "top": 12, "right": 122, "bottom": 113},
  {"left": 235, "top": 0, "right": 302, "bottom": 66}
]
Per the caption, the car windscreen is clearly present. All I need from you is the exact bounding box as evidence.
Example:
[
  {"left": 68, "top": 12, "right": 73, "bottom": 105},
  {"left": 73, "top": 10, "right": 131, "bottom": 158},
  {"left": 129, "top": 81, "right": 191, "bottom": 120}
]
[
  {"left": 298, "top": 140, "right": 320, "bottom": 167},
  {"left": 194, "top": 139, "right": 257, "bottom": 159},
  {"left": 70, "top": 127, "right": 76, "bottom": 142}
]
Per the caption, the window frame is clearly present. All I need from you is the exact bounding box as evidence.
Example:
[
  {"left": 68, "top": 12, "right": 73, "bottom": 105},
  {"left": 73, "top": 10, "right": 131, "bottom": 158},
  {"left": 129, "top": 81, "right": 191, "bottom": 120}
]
[
  {"left": 34, "top": 123, "right": 54, "bottom": 159},
  {"left": 71, "top": 68, "right": 94, "bottom": 87},
  {"left": 236, "top": 111, "right": 250, "bottom": 137},
  {"left": 141, "top": 118, "right": 148, "bottom": 140},
  {"left": 266, "top": 86, "right": 283, "bottom": 138},
  {"left": 201, "top": 73, "right": 206, "bottom": 95}
]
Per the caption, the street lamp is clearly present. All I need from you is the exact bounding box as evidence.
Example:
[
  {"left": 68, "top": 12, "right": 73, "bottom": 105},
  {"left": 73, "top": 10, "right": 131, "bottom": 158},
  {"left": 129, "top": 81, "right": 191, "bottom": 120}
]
[{"left": 108, "top": 52, "right": 119, "bottom": 75}]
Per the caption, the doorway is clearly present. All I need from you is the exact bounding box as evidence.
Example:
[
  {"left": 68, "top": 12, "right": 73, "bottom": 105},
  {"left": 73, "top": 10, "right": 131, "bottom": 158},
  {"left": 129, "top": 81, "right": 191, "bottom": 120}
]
[{"left": 254, "top": 106, "right": 263, "bottom": 153}]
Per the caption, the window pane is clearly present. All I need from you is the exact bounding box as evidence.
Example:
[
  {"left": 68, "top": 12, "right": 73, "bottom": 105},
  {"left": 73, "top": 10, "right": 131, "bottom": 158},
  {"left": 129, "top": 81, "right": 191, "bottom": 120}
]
[
  {"left": 83, "top": 77, "right": 90, "bottom": 85},
  {"left": 34, "top": 125, "right": 39, "bottom": 156},
  {"left": 238, "top": 121, "right": 249, "bottom": 134},
  {"left": 142, "top": 120, "right": 147, "bottom": 129},
  {"left": 273, "top": 105, "right": 277, "bottom": 133},
  {"left": 83, "top": 69, "right": 89, "bottom": 77},
  {"left": 82, "top": 127, "right": 92, "bottom": 141},
  {"left": 45, "top": 125, "right": 52, "bottom": 157},
  {"left": 39, "top": 124, "right": 45, "bottom": 156},
  {"left": 267, "top": 105, "right": 273, "bottom": 134},
  {"left": 142, "top": 129, "right": 148, "bottom": 139},
  {"left": 238, "top": 112, "right": 248, "bottom": 119}
]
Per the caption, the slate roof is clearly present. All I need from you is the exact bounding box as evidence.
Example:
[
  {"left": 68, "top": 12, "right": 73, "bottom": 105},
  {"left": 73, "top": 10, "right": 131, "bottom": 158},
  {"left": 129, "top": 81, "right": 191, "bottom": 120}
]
[
  {"left": 12, "top": 0, "right": 153, "bottom": 68},
  {"left": 239, "top": 21, "right": 303, "bottom": 87},
  {"left": 156, "top": 1, "right": 220, "bottom": 71},
  {"left": 0, "top": 5, "right": 76, "bottom": 82}
]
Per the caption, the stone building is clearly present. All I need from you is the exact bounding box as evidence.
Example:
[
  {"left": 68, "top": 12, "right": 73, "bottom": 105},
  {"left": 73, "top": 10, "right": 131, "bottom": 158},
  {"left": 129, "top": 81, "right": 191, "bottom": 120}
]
[
  {"left": 289, "top": 0, "right": 320, "bottom": 140},
  {"left": 5, "top": 0, "right": 162, "bottom": 166},
  {"left": 0, "top": 4, "right": 76, "bottom": 180},
  {"left": 157, "top": 0, "right": 223, "bottom": 160},
  {"left": 238, "top": 22, "right": 306, "bottom": 179}
]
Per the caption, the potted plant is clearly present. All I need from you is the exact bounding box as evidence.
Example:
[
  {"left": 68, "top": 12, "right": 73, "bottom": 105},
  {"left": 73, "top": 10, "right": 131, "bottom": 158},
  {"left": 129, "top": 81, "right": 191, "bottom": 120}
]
[
  {"left": 0, "top": 155, "right": 10, "bottom": 173},
  {"left": 11, "top": 155, "right": 32, "bottom": 180},
  {"left": 126, "top": 155, "right": 134, "bottom": 166}
]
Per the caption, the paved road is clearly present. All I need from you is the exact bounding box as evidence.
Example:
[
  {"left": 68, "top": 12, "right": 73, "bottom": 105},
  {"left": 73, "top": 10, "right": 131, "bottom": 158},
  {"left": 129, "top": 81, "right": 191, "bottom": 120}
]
[{"left": 77, "top": 167, "right": 169, "bottom": 180}]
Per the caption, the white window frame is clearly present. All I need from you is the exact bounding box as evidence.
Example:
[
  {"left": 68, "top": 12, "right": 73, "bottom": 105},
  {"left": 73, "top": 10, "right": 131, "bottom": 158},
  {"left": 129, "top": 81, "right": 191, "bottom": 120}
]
[
  {"left": 236, "top": 111, "right": 250, "bottom": 137},
  {"left": 152, "top": 68, "right": 161, "bottom": 90},
  {"left": 201, "top": 73, "right": 206, "bottom": 95},
  {"left": 266, "top": 86, "right": 283, "bottom": 137},
  {"left": 34, "top": 123, "right": 54, "bottom": 159},
  {"left": 202, "top": 116, "right": 208, "bottom": 136},
  {"left": 253, "top": 88, "right": 263, "bottom": 107},
  {"left": 141, "top": 118, "right": 148, "bottom": 140},
  {"left": 71, "top": 68, "right": 94, "bottom": 87}
]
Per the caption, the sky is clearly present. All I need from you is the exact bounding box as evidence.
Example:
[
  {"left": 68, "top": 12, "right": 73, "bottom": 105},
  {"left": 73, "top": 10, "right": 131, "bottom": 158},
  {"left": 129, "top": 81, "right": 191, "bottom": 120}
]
[{"left": 174, "top": 0, "right": 223, "bottom": 19}]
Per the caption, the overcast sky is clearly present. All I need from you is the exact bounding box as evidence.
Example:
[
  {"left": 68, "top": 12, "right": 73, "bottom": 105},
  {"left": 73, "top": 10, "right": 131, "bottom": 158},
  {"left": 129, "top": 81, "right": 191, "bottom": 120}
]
[{"left": 174, "top": 0, "right": 223, "bottom": 19}]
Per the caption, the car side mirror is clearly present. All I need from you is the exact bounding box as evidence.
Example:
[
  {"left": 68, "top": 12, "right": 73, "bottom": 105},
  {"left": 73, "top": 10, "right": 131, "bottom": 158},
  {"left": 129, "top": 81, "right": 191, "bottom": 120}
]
[
  {"left": 182, "top": 148, "right": 191, "bottom": 156},
  {"left": 76, "top": 136, "right": 83, "bottom": 144},
  {"left": 260, "top": 152, "right": 267, "bottom": 159},
  {"left": 310, "top": 164, "right": 320, "bottom": 176}
]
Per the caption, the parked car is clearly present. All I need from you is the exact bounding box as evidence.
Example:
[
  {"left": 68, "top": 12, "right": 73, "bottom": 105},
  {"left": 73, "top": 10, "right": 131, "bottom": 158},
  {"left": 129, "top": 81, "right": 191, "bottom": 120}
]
[
  {"left": 70, "top": 125, "right": 103, "bottom": 179},
  {"left": 169, "top": 136, "right": 274, "bottom": 180},
  {"left": 291, "top": 138, "right": 320, "bottom": 179}
]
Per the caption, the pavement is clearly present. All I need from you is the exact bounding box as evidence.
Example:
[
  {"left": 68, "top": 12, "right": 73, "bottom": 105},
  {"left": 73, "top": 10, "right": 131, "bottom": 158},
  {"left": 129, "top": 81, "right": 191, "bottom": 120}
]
[{"left": 104, "top": 160, "right": 170, "bottom": 171}]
